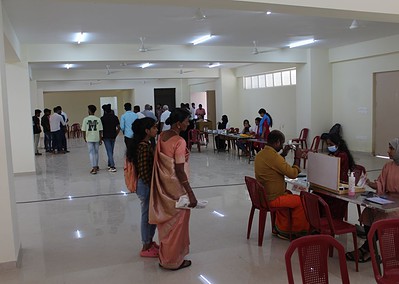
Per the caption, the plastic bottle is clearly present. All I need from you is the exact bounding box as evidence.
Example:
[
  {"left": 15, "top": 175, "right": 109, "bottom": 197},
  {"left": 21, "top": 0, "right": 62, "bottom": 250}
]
[{"left": 348, "top": 172, "right": 355, "bottom": 196}]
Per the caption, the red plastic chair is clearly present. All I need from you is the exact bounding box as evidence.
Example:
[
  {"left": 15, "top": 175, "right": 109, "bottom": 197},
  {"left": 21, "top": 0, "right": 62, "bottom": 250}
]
[
  {"left": 285, "top": 235, "right": 350, "bottom": 284},
  {"left": 300, "top": 135, "right": 321, "bottom": 169},
  {"left": 188, "top": 129, "right": 201, "bottom": 152},
  {"left": 300, "top": 191, "right": 359, "bottom": 272},
  {"left": 292, "top": 128, "right": 309, "bottom": 149},
  {"left": 368, "top": 219, "right": 399, "bottom": 283},
  {"left": 244, "top": 176, "right": 292, "bottom": 246},
  {"left": 69, "top": 123, "right": 82, "bottom": 138}
]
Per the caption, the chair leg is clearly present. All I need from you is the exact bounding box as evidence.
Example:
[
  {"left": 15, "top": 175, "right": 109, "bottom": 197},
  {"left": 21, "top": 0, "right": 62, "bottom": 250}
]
[
  {"left": 258, "top": 210, "right": 267, "bottom": 246},
  {"left": 329, "top": 234, "right": 335, "bottom": 257},
  {"left": 353, "top": 232, "right": 359, "bottom": 272},
  {"left": 356, "top": 205, "right": 362, "bottom": 225},
  {"left": 198, "top": 142, "right": 201, "bottom": 152},
  {"left": 247, "top": 207, "right": 255, "bottom": 239}
]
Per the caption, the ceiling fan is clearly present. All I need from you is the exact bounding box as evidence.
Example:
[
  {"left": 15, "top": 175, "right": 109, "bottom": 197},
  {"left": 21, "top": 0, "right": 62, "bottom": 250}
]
[
  {"left": 138, "top": 37, "right": 156, "bottom": 52},
  {"left": 105, "top": 64, "right": 120, "bottom": 75},
  {"left": 252, "top": 41, "right": 274, "bottom": 55},
  {"left": 192, "top": 8, "right": 207, "bottom": 21}
]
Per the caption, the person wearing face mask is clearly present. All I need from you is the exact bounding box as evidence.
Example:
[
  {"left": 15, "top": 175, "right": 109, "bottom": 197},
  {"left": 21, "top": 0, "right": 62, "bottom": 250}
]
[
  {"left": 255, "top": 130, "right": 309, "bottom": 240},
  {"left": 326, "top": 133, "right": 355, "bottom": 183},
  {"left": 345, "top": 138, "right": 399, "bottom": 263}
]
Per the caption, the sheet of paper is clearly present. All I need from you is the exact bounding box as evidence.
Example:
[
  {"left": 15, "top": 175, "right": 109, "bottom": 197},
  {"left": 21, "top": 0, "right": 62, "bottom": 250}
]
[{"left": 365, "top": 197, "right": 394, "bottom": 205}]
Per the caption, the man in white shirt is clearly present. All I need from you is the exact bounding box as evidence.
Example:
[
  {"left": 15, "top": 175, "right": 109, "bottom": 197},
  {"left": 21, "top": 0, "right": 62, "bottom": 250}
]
[
  {"left": 134, "top": 105, "right": 146, "bottom": 119},
  {"left": 57, "top": 106, "right": 69, "bottom": 152},
  {"left": 191, "top": 103, "right": 196, "bottom": 120},
  {"left": 50, "top": 106, "right": 66, "bottom": 153},
  {"left": 160, "top": 105, "right": 171, "bottom": 131}
]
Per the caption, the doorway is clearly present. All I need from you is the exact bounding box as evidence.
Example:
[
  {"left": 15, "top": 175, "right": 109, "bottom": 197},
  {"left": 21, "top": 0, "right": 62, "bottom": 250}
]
[
  {"left": 154, "top": 88, "right": 176, "bottom": 111},
  {"left": 374, "top": 71, "right": 399, "bottom": 156}
]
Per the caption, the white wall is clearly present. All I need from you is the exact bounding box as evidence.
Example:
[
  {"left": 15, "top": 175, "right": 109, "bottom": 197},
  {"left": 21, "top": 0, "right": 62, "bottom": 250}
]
[
  {"left": 331, "top": 43, "right": 399, "bottom": 152},
  {"left": 6, "top": 62, "right": 35, "bottom": 173}
]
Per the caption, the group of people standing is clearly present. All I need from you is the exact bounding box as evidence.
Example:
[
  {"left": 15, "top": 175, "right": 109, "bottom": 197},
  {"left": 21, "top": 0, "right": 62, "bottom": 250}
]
[{"left": 32, "top": 106, "right": 69, "bottom": 155}]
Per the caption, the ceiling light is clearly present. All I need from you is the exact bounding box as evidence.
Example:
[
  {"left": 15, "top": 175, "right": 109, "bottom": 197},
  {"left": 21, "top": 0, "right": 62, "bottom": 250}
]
[
  {"left": 349, "top": 19, "right": 359, "bottom": 30},
  {"left": 192, "top": 34, "right": 213, "bottom": 45},
  {"left": 266, "top": 11, "right": 272, "bottom": 15},
  {"left": 65, "top": 64, "right": 72, "bottom": 69},
  {"left": 76, "top": 32, "right": 85, "bottom": 44},
  {"left": 208, "top": 62, "right": 220, "bottom": 68},
  {"left": 141, "top": 62, "right": 151, "bottom": 69},
  {"left": 288, "top": 38, "right": 315, "bottom": 48}
]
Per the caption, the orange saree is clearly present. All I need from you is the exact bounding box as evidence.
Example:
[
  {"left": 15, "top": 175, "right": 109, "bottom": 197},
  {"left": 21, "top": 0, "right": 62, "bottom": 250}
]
[{"left": 149, "top": 134, "right": 191, "bottom": 269}]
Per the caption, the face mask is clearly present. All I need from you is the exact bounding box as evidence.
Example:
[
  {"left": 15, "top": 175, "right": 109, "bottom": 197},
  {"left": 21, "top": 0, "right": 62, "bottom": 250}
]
[{"left": 328, "top": 145, "right": 338, "bottom": 153}]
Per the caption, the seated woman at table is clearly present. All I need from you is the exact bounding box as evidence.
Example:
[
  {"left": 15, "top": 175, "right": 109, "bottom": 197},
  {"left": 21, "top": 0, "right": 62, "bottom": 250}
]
[
  {"left": 215, "top": 115, "right": 229, "bottom": 151},
  {"left": 236, "top": 119, "right": 251, "bottom": 155},
  {"left": 346, "top": 138, "right": 399, "bottom": 263},
  {"left": 315, "top": 133, "right": 357, "bottom": 220}
]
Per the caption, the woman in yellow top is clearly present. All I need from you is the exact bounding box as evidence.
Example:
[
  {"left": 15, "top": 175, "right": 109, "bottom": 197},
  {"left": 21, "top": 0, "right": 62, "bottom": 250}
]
[{"left": 255, "top": 130, "right": 309, "bottom": 239}]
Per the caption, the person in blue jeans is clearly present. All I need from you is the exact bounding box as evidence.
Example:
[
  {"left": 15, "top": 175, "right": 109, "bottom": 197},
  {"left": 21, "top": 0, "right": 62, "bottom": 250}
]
[
  {"left": 100, "top": 104, "right": 120, "bottom": 172},
  {"left": 126, "top": 117, "right": 159, "bottom": 257}
]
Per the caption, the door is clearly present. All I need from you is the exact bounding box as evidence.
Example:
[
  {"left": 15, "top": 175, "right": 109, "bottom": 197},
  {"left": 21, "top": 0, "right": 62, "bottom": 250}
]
[
  {"left": 154, "top": 88, "right": 176, "bottom": 111},
  {"left": 374, "top": 71, "right": 399, "bottom": 156},
  {"left": 206, "top": 90, "right": 216, "bottom": 129}
]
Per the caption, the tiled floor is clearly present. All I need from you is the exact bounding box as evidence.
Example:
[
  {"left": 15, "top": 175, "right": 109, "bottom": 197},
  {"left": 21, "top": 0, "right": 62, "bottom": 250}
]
[{"left": 1, "top": 136, "right": 387, "bottom": 283}]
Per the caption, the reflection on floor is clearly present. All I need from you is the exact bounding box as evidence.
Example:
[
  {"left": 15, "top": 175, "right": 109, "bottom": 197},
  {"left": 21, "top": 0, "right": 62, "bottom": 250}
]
[{"left": 2, "top": 136, "right": 385, "bottom": 283}]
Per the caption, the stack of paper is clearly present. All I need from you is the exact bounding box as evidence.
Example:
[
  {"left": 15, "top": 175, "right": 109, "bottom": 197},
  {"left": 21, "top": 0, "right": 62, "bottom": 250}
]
[{"left": 175, "top": 195, "right": 208, "bottom": 209}]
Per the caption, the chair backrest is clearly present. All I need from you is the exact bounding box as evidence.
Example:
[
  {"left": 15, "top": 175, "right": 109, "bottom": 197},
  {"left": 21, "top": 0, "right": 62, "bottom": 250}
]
[
  {"left": 368, "top": 219, "right": 399, "bottom": 282},
  {"left": 353, "top": 164, "right": 366, "bottom": 185},
  {"left": 309, "top": 136, "right": 321, "bottom": 152},
  {"left": 300, "top": 128, "right": 309, "bottom": 140},
  {"left": 285, "top": 235, "right": 350, "bottom": 284},
  {"left": 300, "top": 191, "right": 334, "bottom": 234},
  {"left": 188, "top": 129, "right": 200, "bottom": 142},
  {"left": 244, "top": 176, "right": 268, "bottom": 210}
]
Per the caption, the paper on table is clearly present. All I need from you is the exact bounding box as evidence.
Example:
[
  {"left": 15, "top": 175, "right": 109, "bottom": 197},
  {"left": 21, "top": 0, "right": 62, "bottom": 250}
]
[
  {"left": 365, "top": 197, "right": 394, "bottom": 205},
  {"left": 175, "top": 195, "right": 208, "bottom": 209}
]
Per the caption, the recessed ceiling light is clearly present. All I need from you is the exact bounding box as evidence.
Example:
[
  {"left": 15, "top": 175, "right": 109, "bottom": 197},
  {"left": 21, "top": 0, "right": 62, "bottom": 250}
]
[
  {"left": 76, "top": 32, "right": 85, "bottom": 44},
  {"left": 266, "top": 11, "right": 272, "bottom": 15},
  {"left": 65, "top": 64, "right": 72, "bottom": 69},
  {"left": 288, "top": 38, "right": 316, "bottom": 48},
  {"left": 349, "top": 19, "right": 359, "bottom": 29},
  {"left": 191, "top": 34, "right": 213, "bottom": 45},
  {"left": 208, "top": 62, "right": 220, "bottom": 68},
  {"left": 141, "top": 62, "right": 152, "bottom": 69}
]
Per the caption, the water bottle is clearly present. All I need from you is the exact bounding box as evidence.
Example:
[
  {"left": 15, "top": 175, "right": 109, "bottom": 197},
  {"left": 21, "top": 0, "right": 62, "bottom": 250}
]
[{"left": 348, "top": 172, "right": 355, "bottom": 196}]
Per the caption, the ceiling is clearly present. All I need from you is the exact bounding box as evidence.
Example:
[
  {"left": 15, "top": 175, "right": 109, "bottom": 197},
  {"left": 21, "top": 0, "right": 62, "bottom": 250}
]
[{"left": 3, "top": 0, "right": 399, "bottom": 78}]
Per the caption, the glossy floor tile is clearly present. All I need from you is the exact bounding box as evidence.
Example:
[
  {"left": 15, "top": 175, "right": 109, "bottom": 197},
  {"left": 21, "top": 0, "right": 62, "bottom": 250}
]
[{"left": 2, "top": 136, "right": 385, "bottom": 283}]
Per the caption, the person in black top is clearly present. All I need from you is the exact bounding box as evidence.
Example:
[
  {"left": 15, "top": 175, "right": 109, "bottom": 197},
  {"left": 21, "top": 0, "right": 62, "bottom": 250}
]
[
  {"left": 32, "top": 109, "right": 42, "bottom": 156},
  {"left": 101, "top": 104, "right": 120, "bottom": 172},
  {"left": 41, "top": 108, "right": 52, "bottom": 152}
]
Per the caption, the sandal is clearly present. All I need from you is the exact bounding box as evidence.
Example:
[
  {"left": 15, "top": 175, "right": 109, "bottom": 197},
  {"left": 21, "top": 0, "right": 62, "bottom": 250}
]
[
  {"left": 159, "top": 260, "right": 192, "bottom": 270},
  {"left": 346, "top": 247, "right": 370, "bottom": 263},
  {"left": 140, "top": 246, "right": 159, "bottom": 258},
  {"left": 151, "top": 241, "right": 160, "bottom": 249}
]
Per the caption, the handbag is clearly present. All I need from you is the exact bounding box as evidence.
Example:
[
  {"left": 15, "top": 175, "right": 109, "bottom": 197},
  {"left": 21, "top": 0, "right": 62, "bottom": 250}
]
[{"left": 124, "top": 158, "right": 138, "bottom": 193}]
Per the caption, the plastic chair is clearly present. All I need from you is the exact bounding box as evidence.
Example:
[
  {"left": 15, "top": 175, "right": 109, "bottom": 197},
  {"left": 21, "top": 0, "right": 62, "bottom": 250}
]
[
  {"left": 292, "top": 128, "right": 309, "bottom": 149},
  {"left": 300, "top": 191, "right": 359, "bottom": 271},
  {"left": 285, "top": 235, "right": 350, "bottom": 284},
  {"left": 368, "top": 219, "right": 399, "bottom": 283},
  {"left": 244, "top": 176, "right": 292, "bottom": 246},
  {"left": 188, "top": 129, "right": 201, "bottom": 152},
  {"left": 300, "top": 135, "right": 321, "bottom": 169},
  {"left": 69, "top": 123, "right": 81, "bottom": 138}
]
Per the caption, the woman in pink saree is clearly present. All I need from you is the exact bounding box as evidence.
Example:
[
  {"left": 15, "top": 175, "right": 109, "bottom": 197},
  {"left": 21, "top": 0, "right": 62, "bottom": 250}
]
[
  {"left": 346, "top": 138, "right": 399, "bottom": 263},
  {"left": 149, "top": 108, "right": 198, "bottom": 270}
]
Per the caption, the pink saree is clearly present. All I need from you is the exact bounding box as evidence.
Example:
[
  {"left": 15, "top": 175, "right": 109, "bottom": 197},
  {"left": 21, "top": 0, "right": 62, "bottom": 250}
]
[{"left": 149, "top": 133, "right": 191, "bottom": 269}]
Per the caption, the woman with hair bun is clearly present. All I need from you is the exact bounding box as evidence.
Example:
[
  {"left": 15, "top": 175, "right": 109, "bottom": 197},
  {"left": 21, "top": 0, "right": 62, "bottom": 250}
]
[{"left": 149, "top": 108, "right": 198, "bottom": 270}]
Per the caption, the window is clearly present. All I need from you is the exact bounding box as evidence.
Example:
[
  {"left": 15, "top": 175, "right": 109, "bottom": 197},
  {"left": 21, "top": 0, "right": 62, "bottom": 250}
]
[{"left": 243, "top": 68, "right": 296, "bottom": 89}]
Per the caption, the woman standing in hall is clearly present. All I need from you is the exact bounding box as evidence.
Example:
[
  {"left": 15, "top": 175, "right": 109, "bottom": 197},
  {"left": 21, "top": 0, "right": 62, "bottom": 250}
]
[
  {"left": 258, "top": 108, "right": 273, "bottom": 140},
  {"left": 149, "top": 108, "right": 198, "bottom": 270},
  {"left": 126, "top": 117, "right": 159, "bottom": 257}
]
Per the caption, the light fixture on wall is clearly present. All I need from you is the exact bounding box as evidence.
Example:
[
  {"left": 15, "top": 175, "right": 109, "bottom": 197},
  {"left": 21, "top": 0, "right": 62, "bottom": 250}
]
[
  {"left": 65, "top": 64, "right": 72, "bottom": 69},
  {"left": 191, "top": 34, "right": 213, "bottom": 45},
  {"left": 349, "top": 20, "right": 359, "bottom": 30},
  {"left": 288, "top": 38, "right": 315, "bottom": 48}
]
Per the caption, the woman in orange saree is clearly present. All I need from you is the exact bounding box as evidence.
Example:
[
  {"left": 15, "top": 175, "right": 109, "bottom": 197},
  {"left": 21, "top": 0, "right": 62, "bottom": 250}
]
[{"left": 149, "top": 108, "right": 198, "bottom": 270}]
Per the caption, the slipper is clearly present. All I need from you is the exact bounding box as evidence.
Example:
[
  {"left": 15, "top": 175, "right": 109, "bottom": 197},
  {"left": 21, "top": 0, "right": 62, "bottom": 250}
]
[
  {"left": 140, "top": 246, "right": 159, "bottom": 258},
  {"left": 159, "top": 260, "right": 192, "bottom": 270},
  {"left": 346, "top": 247, "right": 370, "bottom": 263}
]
